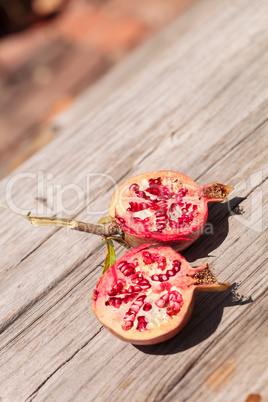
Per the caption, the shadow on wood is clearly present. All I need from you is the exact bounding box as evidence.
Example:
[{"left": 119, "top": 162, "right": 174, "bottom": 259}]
[
  {"left": 183, "top": 197, "right": 245, "bottom": 262},
  {"left": 134, "top": 283, "right": 252, "bottom": 355}
]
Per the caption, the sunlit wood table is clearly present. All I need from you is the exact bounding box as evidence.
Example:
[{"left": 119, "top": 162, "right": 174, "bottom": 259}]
[{"left": 0, "top": 0, "right": 267, "bottom": 400}]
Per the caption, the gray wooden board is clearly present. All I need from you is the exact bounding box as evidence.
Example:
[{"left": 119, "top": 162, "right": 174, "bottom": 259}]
[{"left": 0, "top": 0, "right": 267, "bottom": 401}]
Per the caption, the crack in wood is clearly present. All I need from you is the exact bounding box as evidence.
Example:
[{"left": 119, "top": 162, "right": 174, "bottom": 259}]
[
  {"left": 0, "top": 245, "right": 102, "bottom": 336},
  {"left": 25, "top": 327, "right": 104, "bottom": 402}
]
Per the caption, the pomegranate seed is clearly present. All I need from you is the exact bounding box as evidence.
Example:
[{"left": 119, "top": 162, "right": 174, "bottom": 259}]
[
  {"left": 142, "top": 251, "right": 156, "bottom": 265},
  {"left": 167, "top": 269, "right": 175, "bottom": 277},
  {"left": 137, "top": 316, "right": 148, "bottom": 332},
  {"left": 173, "top": 261, "right": 181, "bottom": 272},
  {"left": 143, "top": 303, "right": 152, "bottom": 311},
  {"left": 114, "top": 298, "right": 122, "bottom": 308},
  {"left": 105, "top": 297, "right": 122, "bottom": 308},
  {"left": 133, "top": 217, "right": 142, "bottom": 223},
  {"left": 122, "top": 267, "right": 136, "bottom": 276},
  {"left": 124, "top": 293, "right": 138, "bottom": 303},
  {"left": 169, "top": 292, "right": 178, "bottom": 301},
  {"left": 122, "top": 321, "right": 133, "bottom": 331},
  {"left": 155, "top": 299, "right": 166, "bottom": 308},
  {"left": 169, "top": 203, "right": 177, "bottom": 212},
  {"left": 193, "top": 204, "right": 198, "bottom": 210},
  {"left": 157, "top": 256, "right": 166, "bottom": 270},
  {"left": 117, "top": 261, "right": 128, "bottom": 270},
  {"left": 155, "top": 293, "right": 169, "bottom": 308},
  {"left": 139, "top": 279, "right": 151, "bottom": 289},
  {"left": 150, "top": 202, "right": 159, "bottom": 211},
  {"left": 160, "top": 274, "right": 169, "bottom": 282},
  {"left": 129, "top": 183, "right": 139, "bottom": 192},
  {"left": 151, "top": 275, "right": 160, "bottom": 281},
  {"left": 169, "top": 220, "right": 177, "bottom": 229},
  {"left": 140, "top": 202, "right": 150, "bottom": 210},
  {"left": 137, "top": 191, "right": 146, "bottom": 198},
  {"left": 136, "top": 295, "right": 146, "bottom": 302}
]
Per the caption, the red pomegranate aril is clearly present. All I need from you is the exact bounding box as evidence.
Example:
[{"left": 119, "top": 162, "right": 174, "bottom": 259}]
[
  {"left": 149, "top": 202, "right": 160, "bottom": 211},
  {"left": 105, "top": 297, "right": 122, "bottom": 308},
  {"left": 108, "top": 280, "right": 125, "bottom": 296},
  {"left": 167, "top": 269, "right": 175, "bottom": 277},
  {"left": 142, "top": 251, "right": 155, "bottom": 265},
  {"left": 151, "top": 274, "right": 160, "bottom": 281},
  {"left": 124, "top": 293, "right": 139, "bottom": 303},
  {"left": 139, "top": 279, "right": 151, "bottom": 289},
  {"left": 122, "top": 267, "right": 136, "bottom": 276},
  {"left": 169, "top": 203, "right": 177, "bottom": 212},
  {"left": 140, "top": 202, "right": 150, "bottom": 210},
  {"left": 167, "top": 305, "right": 181, "bottom": 317},
  {"left": 133, "top": 217, "right": 142, "bottom": 223},
  {"left": 173, "top": 261, "right": 181, "bottom": 272},
  {"left": 122, "top": 322, "right": 133, "bottom": 331},
  {"left": 137, "top": 316, "right": 148, "bottom": 332},
  {"left": 115, "top": 298, "right": 122, "bottom": 308},
  {"left": 131, "top": 275, "right": 141, "bottom": 284},
  {"left": 169, "top": 290, "right": 180, "bottom": 300},
  {"left": 137, "top": 191, "right": 146, "bottom": 198},
  {"left": 117, "top": 261, "right": 127, "bottom": 270},
  {"left": 149, "top": 178, "right": 161, "bottom": 185},
  {"left": 159, "top": 274, "right": 169, "bottom": 282},
  {"left": 155, "top": 293, "right": 169, "bottom": 308},
  {"left": 127, "top": 202, "right": 137, "bottom": 212},
  {"left": 169, "top": 220, "right": 177, "bottom": 229},
  {"left": 129, "top": 183, "right": 139, "bottom": 193},
  {"left": 157, "top": 256, "right": 166, "bottom": 270},
  {"left": 143, "top": 302, "right": 152, "bottom": 311}
]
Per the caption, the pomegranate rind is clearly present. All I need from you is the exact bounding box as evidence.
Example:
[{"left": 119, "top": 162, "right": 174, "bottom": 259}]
[
  {"left": 92, "top": 244, "right": 230, "bottom": 345},
  {"left": 109, "top": 171, "right": 211, "bottom": 251}
]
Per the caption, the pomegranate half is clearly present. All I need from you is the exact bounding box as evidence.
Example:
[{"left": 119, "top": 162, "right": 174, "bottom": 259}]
[
  {"left": 109, "top": 171, "right": 233, "bottom": 251},
  {"left": 92, "top": 244, "right": 230, "bottom": 345}
]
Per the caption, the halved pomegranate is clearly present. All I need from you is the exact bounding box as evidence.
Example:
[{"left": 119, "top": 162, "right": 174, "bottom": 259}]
[
  {"left": 92, "top": 244, "right": 230, "bottom": 345},
  {"left": 109, "top": 171, "right": 233, "bottom": 251}
]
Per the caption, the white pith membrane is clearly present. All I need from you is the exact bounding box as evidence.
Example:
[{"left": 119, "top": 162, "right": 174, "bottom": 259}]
[{"left": 116, "top": 175, "right": 206, "bottom": 236}]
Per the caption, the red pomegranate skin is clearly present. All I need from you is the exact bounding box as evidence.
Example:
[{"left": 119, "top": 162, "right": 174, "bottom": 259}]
[
  {"left": 109, "top": 171, "right": 233, "bottom": 251},
  {"left": 92, "top": 244, "right": 230, "bottom": 345}
]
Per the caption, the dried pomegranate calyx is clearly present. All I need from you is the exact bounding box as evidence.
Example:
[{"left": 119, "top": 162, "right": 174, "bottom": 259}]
[{"left": 92, "top": 244, "right": 230, "bottom": 345}]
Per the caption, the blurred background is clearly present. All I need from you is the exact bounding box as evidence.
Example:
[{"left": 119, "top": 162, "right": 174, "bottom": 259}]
[{"left": 0, "top": 0, "right": 197, "bottom": 180}]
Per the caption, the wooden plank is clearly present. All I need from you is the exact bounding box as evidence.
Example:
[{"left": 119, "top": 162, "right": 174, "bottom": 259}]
[{"left": 0, "top": 0, "right": 267, "bottom": 400}]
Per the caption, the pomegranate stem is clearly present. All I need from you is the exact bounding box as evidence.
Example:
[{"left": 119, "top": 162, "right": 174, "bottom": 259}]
[
  {"left": 29, "top": 216, "right": 123, "bottom": 237},
  {"left": 0, "top": 205, "right": 123, "bottom": 238}
]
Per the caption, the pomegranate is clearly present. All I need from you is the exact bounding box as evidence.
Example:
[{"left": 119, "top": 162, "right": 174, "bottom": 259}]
[
  {"left": 109, "top": 171, "right": 233, "bottom": 251},
  {"left": 4, "top": 171, "right": 232, "bottom": 253},
  {"left": 92, "top": 244, "right": 230, "bottom": 345}
]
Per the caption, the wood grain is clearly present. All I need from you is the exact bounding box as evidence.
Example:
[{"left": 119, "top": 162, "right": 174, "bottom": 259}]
[{"left": 0, "top": 0, "right": 267, "bottom": 400}]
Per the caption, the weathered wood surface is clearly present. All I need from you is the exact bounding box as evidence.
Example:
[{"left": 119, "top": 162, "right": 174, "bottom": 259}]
[{"left": 0, "top": 0, "right": 267, "bottom": 401}]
